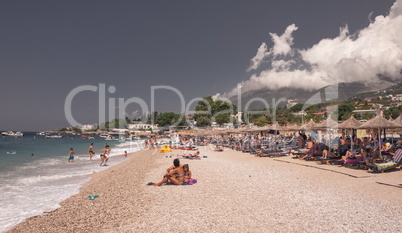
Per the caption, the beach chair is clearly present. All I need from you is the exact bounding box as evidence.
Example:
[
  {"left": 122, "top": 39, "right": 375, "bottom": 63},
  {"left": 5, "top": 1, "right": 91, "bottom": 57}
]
[{"left": 367, "top": 149, "right": 402, "bottom": 173}]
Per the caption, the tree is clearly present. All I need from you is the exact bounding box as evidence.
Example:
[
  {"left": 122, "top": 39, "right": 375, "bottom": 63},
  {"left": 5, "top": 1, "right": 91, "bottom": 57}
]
[
  {"left": 290, "top": 103, "right": 304, "bottom": 112},
  {"left": 194, "top": 96, "right": 237, "bottom": 126},
  {"left": 338, "top": 103, "right": 355, "bottom": 120},
  {"left": 196, "top": 116, "right": 211, "bottom": 127},
  {"left": 156, "top": 112, "right": 176, "bottom": 127}
]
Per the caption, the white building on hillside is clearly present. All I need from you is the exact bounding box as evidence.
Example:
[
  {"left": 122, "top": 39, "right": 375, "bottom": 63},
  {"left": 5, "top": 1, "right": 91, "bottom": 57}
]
[
  {"left": 81, "top": 124, "right": 95, "bottom": 131},
  {"left": 128, "top": 123, "right": 158, "bottom": 130}
]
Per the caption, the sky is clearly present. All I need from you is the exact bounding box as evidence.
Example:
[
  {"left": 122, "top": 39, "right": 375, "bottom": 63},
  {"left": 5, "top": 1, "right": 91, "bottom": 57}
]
[{"left": 0, "top": 0, "right": 400, "bottom": 131}]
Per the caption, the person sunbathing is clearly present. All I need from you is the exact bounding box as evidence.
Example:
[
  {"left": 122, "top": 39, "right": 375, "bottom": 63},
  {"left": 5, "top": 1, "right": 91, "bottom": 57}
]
[
  {"left": 154, "top": 158, "right": 185, "bottom": 186},
  {"left": 342, "top": 148, "right": 362, "bottom": 161},
  {"left": 180, "top": 151, "right": 201, "bottom": 159},
  {"left": 321, "top": 148, "right": 338, "bottom": 159},
  {"left": 214, "top": 145, "right": 223, "bottom": 152}
]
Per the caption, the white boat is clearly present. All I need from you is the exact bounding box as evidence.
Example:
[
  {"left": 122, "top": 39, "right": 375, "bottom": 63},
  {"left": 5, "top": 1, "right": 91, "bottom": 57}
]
[
  {"left": 45, "top": 134, "right": 63, "bottom": 138},
  {"left": 99, "top": 134, "right": 108, "bottom": 138},
  {"left": 105, "top": 135, "right": 118, "bottom": 141},
  {"left": 36, "top": 132, "right": 47, "bottom": 136},
  {"left": 2, "top": 131, "right": 24, "bottom": 137}
]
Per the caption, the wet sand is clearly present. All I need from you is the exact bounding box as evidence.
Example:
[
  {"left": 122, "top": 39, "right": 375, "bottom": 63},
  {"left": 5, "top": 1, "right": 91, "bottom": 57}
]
[{"left": 9, "top": 147, "right": 402, "bottom": 232}]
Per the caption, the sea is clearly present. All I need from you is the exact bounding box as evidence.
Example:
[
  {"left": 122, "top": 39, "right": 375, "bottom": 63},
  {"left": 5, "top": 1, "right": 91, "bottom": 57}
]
[{"left": 0, "top": 132, "right": 144, "bottom": 232}]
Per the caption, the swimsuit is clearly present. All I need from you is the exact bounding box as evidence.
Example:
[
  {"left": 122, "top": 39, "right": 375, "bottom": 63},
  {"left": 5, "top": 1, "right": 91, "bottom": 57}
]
[
  {"left": 89, "top": 151, "right": 94, "bottom": 155},
  {"left": 69, "top": 155, "right": 74, "bottom": 160}
]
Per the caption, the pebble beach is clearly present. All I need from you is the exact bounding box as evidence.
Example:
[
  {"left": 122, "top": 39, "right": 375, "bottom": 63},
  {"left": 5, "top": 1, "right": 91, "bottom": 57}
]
[{"left": 8, "top": 147, "right": 402, "bottom": 233}]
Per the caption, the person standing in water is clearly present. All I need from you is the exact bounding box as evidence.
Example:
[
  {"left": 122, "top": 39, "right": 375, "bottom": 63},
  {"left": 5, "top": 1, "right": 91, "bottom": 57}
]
[
  {"left": 88, "top": 143, "right": 95, "bottom": 160},
  {"left": 68, "top": 148, "right": 75, "bottom": 162},
  {"left": 100, "top": 145, "right": 110, "bottom": 166},
  {"left": 124, "top": 151, "right": 128, "bottom": 157}
]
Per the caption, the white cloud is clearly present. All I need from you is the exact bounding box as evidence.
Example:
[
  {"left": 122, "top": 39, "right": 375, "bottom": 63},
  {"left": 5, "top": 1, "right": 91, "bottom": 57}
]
[
  {"left": 247, "top": 24, "right": 298, "bottom": 71},
  {"left": 220, "top": 0, "right": 402, "bottom": 99},
  {"left": 270, "top": 23, "right": 298, "bottom": 56},
  {"left": 248, "top": 42, "right": 268, "bottom": 71}
]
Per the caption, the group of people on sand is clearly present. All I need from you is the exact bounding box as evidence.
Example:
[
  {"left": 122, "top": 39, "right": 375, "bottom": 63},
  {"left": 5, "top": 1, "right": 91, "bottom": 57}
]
[
  {"left": 153, "top": 158, "right": 192, "bottom": 186},
  {"left": 296, "top": 134, "right": 398, "bottom": 165},
  {"left": 67, "top": 143, "right": 113, "bottom": 166}
]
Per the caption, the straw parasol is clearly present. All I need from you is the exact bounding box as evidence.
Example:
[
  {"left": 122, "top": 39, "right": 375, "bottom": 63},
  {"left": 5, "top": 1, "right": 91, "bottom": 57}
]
[
  {"left": 391, "top": 114, "right": 402, "bottom": 127},
  {"left": 338, "top": 115, "right": 362, "bottom": 149},
  {"left": 312, "top": 117, "right": 339, "bottom": 130},
  {"left": 301, "top": 119, "right": 317, "bottom": 131},
  {"left": 338, "top": 115, "right": 362, "bottom": 129},
  {"left": 285, "top": 124, "right": 303, "bottom": 131},
  {"left": 358, "top": 112, "right": 401, "bottom": 157}
]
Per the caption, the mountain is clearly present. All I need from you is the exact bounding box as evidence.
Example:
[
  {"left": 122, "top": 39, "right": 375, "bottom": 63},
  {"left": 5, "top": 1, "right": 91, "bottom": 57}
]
[{"left": 228, "top": 80, "right": 397, "bottom": 110}]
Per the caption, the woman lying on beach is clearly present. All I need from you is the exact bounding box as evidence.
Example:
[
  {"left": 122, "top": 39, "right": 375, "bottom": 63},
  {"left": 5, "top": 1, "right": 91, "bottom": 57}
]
[
  {"left": 153, "top": 158, "right": 185, "bottom": 186},
  {"left": 178, "top": 151, "right": 201, "bottom": 159}
]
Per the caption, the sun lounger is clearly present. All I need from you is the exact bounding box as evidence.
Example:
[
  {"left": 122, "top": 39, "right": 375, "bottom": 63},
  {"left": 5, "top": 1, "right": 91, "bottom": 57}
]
[
  {"left": 367, "top": 149, "right": 402, "bottom": 173},
  {"left": 318, "top": 157, "right": 341, "bottom": 165}
]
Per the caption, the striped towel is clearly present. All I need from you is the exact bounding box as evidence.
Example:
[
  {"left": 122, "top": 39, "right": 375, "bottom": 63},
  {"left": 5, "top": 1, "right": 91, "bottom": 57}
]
[{"left": 393, "top": 149, "right": 402, "bottom": 163}]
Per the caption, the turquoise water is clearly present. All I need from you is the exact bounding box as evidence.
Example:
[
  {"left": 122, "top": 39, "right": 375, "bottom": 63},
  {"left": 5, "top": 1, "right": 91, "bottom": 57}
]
[{"left": 0, "top": 132, "right": 144, "bottom": 232}]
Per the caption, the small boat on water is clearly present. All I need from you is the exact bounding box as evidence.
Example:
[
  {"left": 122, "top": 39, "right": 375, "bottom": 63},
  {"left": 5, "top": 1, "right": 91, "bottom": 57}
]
[
  {"left": 45, "top": 134, "right": 63, "bottom": 139},
  {"left": 36, "top": 132, "right": 47, "bottom": 136},
  {"left": 105, "top": 135, "right": 118, "bottom": 141},
  {"left": 81, "top": 135, "right": 95, "bottom": 140},
  {"left": 2, "top": 131, "right": 24, "bottom": 137}
]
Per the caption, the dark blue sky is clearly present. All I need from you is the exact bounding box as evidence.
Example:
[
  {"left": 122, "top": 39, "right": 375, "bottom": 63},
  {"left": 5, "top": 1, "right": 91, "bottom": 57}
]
[{"left": 0, "top": 0, "right": 396, "bottom": 131}]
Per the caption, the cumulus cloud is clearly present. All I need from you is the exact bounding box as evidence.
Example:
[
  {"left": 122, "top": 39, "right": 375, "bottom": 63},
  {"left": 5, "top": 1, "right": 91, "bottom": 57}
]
[
  {"left": 270, "top": 24, "right": 298, "bottom": 56},
  {"left": 220, "top": 0, "right": 402, "bottom": 99},
  {"left": 248, "top": 24, "right": 298, "bottom": 71},
  {"left": 248, "top": 42, "right": 269, "bottom": 71}
]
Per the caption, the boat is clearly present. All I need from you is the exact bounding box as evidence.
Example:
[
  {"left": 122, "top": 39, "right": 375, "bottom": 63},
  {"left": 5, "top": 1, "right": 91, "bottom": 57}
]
[
  {"left": 105, "top": 135, "right": 118, "bottom": 141},
  {"left": 2, "top": 131, "right": 24, "bottom": 137},
  {"left": 99, "top": 134, "right": 108, "bottom": 138},
  {"left": 36, "top": 132, "right": 47, "bottom": 136},
  {"left": 45, "top": 134, "right": 63, "bottom": 139}
]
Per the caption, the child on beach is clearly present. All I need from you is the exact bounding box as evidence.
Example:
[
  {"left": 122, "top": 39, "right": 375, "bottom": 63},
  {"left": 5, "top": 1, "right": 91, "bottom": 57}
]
[
  {"left": 124, "top": 151, "right": 127, "bottom": 157},
  {"left": 68, "top": 148, "right": 75, "bottom": 162}
]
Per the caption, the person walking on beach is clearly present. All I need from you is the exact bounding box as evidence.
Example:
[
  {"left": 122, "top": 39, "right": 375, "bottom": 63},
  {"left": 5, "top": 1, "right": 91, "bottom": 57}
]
[
  {"left": 68, "top": 148, "right": 75, "bottom": 162},
  {"left": 100, "top": 145, "right": 110, "bottom": 166},
  {"left": 88, "top": 143, "right": 95, "bottom": 160}
]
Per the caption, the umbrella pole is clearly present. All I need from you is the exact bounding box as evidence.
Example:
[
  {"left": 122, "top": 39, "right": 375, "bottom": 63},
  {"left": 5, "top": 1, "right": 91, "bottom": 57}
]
[
  {"left": 378, "top": 128, "right": 382, "bottom": 160},
  {"left": 350, "top": 129, "right": 354, "bottom": 150}
]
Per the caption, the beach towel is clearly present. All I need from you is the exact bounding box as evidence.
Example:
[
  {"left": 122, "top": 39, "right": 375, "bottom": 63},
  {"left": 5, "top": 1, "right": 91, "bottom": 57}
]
[
  {"left": 344, "top": 157, "right": 364, "bottom": 163},
  {"left": 370, "top": 149, "right": 402, "bottom": 172}
]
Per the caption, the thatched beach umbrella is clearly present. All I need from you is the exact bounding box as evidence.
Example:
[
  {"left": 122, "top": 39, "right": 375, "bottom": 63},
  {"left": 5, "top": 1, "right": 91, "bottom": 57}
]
[
  {"left": 338, "top": 116, "right": 362, "bottom": 149},
  {"left": 301, "top": 119, "right": 317, "bottom": 131},
  {"left": 285, "top": 124, "right": 302, "bottom": 131},
  {"left": 391, "top": 114, "right": 402, "bottom": 127},
  {"left": 312, "top": 117, "right": 339, "bottom": 130},
  {"left": 338, "top": 115, "right": 362, "bottom": 129},
  {"left": 358, "top": 112, "right": 401, "bottom": 157}
]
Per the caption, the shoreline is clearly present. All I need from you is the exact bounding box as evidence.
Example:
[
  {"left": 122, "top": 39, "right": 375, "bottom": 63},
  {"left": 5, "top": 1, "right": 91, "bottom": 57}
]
[
  {"left": 8, "top": 149, "right": 158, "bottom": 233},
  {"left": 8, "top": 147, "right": 402, "bottom": 232}
]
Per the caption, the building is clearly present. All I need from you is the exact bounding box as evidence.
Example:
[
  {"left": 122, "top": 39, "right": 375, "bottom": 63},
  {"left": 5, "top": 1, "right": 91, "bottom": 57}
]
[
  {"left": 234, "top": 112, "right": 243, "bottom": 124},
  {"left": 287, "top": 100, "right": 298, "bottom": 109},
  {"left": 81, "top": 124, "right": 95, "bottom": 131},
  {"left": 128, "top": 123, "right": 158, "bottom": 130}
]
